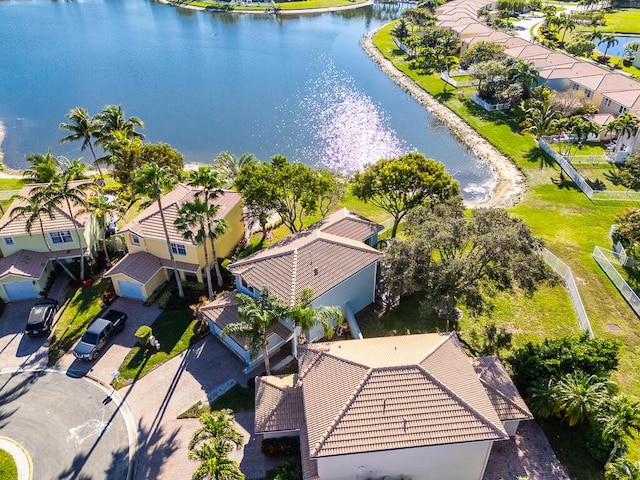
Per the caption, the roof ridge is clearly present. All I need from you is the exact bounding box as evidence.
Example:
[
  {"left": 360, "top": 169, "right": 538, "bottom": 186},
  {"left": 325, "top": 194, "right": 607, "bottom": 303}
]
[
  {"left": 290, "top": 249, "right": 298, "bottom": 305},
  {"left": 418, "top": 332, "right": 454, "bottom": 364},
  {"left": 315, "top": 232, "right": 380, "bottom": 254},
  {"left": 480, "top": 378, "right": 533, "bottom": 419},
  {"left": 311, "top": 368, "right": 374, "bottom": 457}
]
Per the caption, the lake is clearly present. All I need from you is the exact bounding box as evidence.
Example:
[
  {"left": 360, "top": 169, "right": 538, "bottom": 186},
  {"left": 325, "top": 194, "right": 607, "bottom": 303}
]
[{"left": 0, "top": 0, "right": 494, "bottom": 200}]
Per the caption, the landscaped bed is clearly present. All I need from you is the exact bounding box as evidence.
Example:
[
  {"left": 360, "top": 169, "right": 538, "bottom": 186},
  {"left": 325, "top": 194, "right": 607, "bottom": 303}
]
[{"left": 0, "top": 448, "right": 17, "bottom": 480}]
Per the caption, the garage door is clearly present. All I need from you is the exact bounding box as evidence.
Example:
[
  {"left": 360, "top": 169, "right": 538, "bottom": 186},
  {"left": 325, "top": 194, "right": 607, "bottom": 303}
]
[
  {"left": 3, "top": 280, "right": 39, "bottom": 301},
  {"left": 117, "top": 279, "right": 145, "bottom": 300}
]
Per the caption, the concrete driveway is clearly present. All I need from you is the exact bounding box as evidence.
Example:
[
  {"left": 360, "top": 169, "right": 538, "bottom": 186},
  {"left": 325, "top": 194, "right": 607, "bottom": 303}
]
[{"left": 0, "top": 300, "right": 51, "bottom": 371}]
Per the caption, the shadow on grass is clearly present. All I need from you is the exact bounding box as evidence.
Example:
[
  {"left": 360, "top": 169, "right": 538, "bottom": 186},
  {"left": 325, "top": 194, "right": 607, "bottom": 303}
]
[
  {"left": 524, "top": 146, "right": 555, "bottom": 169},
  {"left": 462, "top": 98, "right": 521, "bottom": 129},
  {"left": 550, "top": 171, "right": 582, "bottom": 192}
]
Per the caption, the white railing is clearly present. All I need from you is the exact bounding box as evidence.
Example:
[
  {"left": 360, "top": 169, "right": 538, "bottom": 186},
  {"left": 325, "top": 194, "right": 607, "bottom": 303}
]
[
  {"left": 470, "top": 93, "right": 510, "bottom": 111},
  {"left": 440, "top": 72, "right": 478, "bottom": 88},
  {"left": 593, "top": 246, "right": 640, "bottom": 319},
  {"left": 542, "top": 248, "right": 594, "bottom": 337}
]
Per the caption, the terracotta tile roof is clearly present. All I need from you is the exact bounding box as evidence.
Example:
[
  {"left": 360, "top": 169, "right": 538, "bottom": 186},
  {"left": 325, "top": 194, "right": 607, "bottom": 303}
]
[
  {"left": 602, "top": 89, "right": 640, "bottom": 109},
  {"left": 537, "top": 62, "right": 604, "bottom": 80},
  {"left": 0, "top": 182, "right": 93, "bottom": 236},
  {"left": 473, "top": 356, "right": 533, "bottom": 422},
  {"left": 228, "top": 212, "right": 382, "bottom": 304},
  {"left": 311, "top": 208, "right": 382, "bottom": 242},
  {"left": 201, "top": 294, "right": 292, "bottom": 351},
  {"left": 572, "top": 72, "right": 640, "bottom": 93},
  {"left": 453, "top": 23, "right": 494, "bottom": 38},
  {"left": 504, "top": 44, "right": 554, "bottom": 60},
  {"left": 530, "top": 53, "right": 577, "bottom": 70},
  {"left": 295, "top": 333, "right": 509, "bottom": 459},
  {"left": 103, "top": 251, "right": 199, "bottom": 283},
  {"left": 255, "top": 374, "right": 303, "bottom": 433},
  {"left": 120, "top": 184, "right": 242, "bottom": 244},
  {"left": 0, "top": 249, "right": 50, "bottom": 280}
]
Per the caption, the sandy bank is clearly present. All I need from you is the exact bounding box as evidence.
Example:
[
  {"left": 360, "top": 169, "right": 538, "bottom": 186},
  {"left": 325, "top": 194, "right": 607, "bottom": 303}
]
[
  {"left": 362, "top": 28, "right": 526, "bottom": 209},
  {"left": 157, "top": 0, "right": 373, "bottom": 15}
]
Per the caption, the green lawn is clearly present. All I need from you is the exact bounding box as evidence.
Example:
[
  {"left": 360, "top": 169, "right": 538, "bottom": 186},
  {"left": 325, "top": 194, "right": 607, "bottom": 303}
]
[
  {"left": 601, "top": 8, "right": 640, "bottom": 34},
  {"left": 179, "top": 0, "right": 367, "bottom": 11},
  {"left": 0, "top": 177, "right": 26, "bottom": 213},
  {"left": 48, "top": 277, "right": 110, "bottom": 365},
  {"left": 0, "top": 449, "right": 17, "bottom": 480},
  {"left": 115, "top": 309, "right": 197, "bottom": 385},
  {"left": 373, "top": 23, "right": 640, "bottom": 467},
  {"left": 178, "top": 383, "right": 256, "bottom": 418}
]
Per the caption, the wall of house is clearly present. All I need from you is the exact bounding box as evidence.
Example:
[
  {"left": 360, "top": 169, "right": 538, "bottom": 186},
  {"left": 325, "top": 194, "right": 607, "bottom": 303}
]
[
  {"left": 143, "top": 236, "right": 199, "bottom": 264},
  {"left": 215, "top": 201, "right": 245, "bottom": 259},
  {"left": 503, "top": 419, "right": 521, "bottom": 437},
  {"left": 0, "top": 228, "right": 87, "bottom": 257},
  {"left": 634, "top": 54, "right": 640, "bottom": 68},
  {"left": 316, "top": 440, "right": 494, "bottom": 480},
  {"left": 0, "top": 271, "right": 51, "bottom": 302},
  {"left": 109, "top": 268, "right": 168, "bottom": 300}
]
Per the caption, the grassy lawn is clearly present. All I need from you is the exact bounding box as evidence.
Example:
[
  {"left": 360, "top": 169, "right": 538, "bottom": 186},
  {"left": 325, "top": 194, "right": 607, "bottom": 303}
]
[
  {"left": 373, "top": 23, "right": 640, "bottom": 468},
  {"left": 48, "top": 277, "right": 110, "bottom": 365},
  {"left": 0, "top": 449, "right": 17, "bottom": 480},
  {"left": 179, "top": 0, "right": 367, "bottom": 10},
  {"left": 178, "top": 383, "right": 256, "bottom": 418},
  {"left": 115, "top": 309, "right": 197, "bottom": 385},
  {"left": 0, "top": 177, "right": 26, "bottom": 213},
  {"left": 601, "top": 8, "right": 640, "bottom": 34}
]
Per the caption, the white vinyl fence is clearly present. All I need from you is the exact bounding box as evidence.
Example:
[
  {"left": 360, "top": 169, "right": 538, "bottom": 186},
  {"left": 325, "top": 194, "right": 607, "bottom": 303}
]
[{"left": 593, "top": 246, "right": 640, "bottom": 319}]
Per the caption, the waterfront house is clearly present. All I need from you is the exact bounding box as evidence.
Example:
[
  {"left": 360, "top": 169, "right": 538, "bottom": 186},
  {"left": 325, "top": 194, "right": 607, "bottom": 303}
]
[{"left": 104, "top": 183, "right": 244, "bottom": 301}]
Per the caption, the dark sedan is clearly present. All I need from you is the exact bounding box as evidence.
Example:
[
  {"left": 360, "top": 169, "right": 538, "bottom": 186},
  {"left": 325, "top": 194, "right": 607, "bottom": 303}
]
[{"left": 25, "top": 298, "right": 59, "bottom": 336}]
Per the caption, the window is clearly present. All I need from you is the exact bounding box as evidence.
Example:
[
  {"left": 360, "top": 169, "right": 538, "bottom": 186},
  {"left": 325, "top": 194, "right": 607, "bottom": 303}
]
[
  {"left": 132, "top": 234, "right": 140, "bottom": 245},
  {"left": 604, "top": 98, "right": 611, "bottom": 107},
  {"left": 49, "top": 230, "right": 73, "bottom": 244},
  {"left": 619, "top": 106, "right": 627, "bottom": 114},
  {"left": 572, "top": 84, "right": 580, "bottom": 91},
  {"left": 3, "top": 237, "right": 14, "bottom": 246},
  {"left": 585, "top": 89, "right": 592, "bottom": 99},
  {"left": 171, "top": 243, "right": 187, "bottom": 256}
]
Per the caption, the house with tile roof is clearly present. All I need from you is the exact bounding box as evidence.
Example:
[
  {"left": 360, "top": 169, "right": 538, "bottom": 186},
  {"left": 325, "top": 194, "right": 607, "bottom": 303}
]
[
  {"left": 0, "top": 182, "right": 101, "bottom": 302},
  {"left": 255, "top": 333, "right": 532, "bottom": 480},
  {"left": 201, "top": 209, "right": 383, "bottom": 370},
  {"left": 104, "top": 183, "right": 244, "bottom": 301}
]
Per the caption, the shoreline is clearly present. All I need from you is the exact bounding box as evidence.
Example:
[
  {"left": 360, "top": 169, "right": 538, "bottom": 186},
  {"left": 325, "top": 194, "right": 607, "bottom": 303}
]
[
  {"left": 361, "top": 28, "right": 526, "bottom": 209},
  {"left": 157, "top": 0, "right": 373, "bottom": 15}
]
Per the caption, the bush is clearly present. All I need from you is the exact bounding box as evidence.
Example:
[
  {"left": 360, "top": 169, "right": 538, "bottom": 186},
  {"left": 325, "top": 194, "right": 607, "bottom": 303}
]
[
  {"left": 134, "top": 326, "right": 153, "bottom": 346},
  {"left": 268, "top": 460, "right": 302, "bottom": 480},
  {"left": 261, "top": 437, "right": 300, "bottom": 457},
  {"left": 145, "top": 281, "right": 169, "bottom": 305},
  {"left": 158, "top": 291, "right": 173, "bottom": 309},
  {"left": 183, "top": 281, "right": 205, "bottom": 292}
]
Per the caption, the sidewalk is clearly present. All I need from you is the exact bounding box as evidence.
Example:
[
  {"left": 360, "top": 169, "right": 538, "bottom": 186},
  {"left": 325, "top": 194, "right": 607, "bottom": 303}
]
[{"left": 120, "top": 335, "right": 249, "bottom": 479}]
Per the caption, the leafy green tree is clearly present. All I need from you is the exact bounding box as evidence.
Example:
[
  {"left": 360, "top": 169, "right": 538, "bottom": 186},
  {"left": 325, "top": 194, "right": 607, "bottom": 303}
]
[
  {"left": 612, "top": 207, "right": 640, "bottom": 258},
  {"left": 23, "top": 149, "right": 59, "bottom": 183},
  {"left": 316, "top": 169, "right": 345, "bottom": 217},
  {"left": 111, "top": 138, "right": 184, "bottom": 184},
  {"left": 401, "top": 8, "right": 436, "bottom": 30},
  {"left": 383, "top": 201, "right": 554, "bottom": 312},
  {"left": 565, "top": 36, "right": 596, "bottom": 58},
  {"left": 605, "top": 457, "right": 640, "bottom": 480},
  {"left": 623, "top": 42, "right": 639, "bottom": 63},
  {"left": 351, "top": 152, "right": 458, "bottom": 238},
  {"left": 213, "top": 151, "right": 258, "bottom": 187},
  {"left": 601, "top": 395, "right": 640, "bottom": 463},
  {"left": 391, "top": 19, "right": 410, "bottom": 40},
  {"left": 59, "top": 107, "right": 104, "bottom": 180},
  {"left": 459, "top": 41, "right": 505, "bottom": 68},
  {"left": 132, "top": 163, "right": 184, "bottom": 298}
]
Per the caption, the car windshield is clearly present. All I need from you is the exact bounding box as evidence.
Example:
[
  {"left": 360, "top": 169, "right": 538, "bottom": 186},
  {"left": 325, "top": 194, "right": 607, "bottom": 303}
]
[
  {"left": 27, "top": 306, "right": 47, "bottom": 325},
  {"left": 81, "top": 332, "right": 99, "bottom": 345}
]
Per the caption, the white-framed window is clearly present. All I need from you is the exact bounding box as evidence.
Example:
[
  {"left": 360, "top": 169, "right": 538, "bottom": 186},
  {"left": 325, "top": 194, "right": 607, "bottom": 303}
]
[
  {"left": 171, "top": 243, "right": 187, "bottom": 256},
  {"left": 49, "top": 230, "right": 73, "bottom": 244},
  {"left": 585, "top": 89, "right": 592, "bottom": 99},
  {"left": 619, "top": 106, "right": 627, "bottom": 114},
  {"left": 132, "top": 234, "right": 140, "bottom": 245},
  {"left": 3, "top": 237, "right": 14, "bottom": 246},
  {"left": 604, "top": 98, "right": 611, "bottom": 107},
  {"left": 572, "top": 83, "right": 580, "bottom": 91}
]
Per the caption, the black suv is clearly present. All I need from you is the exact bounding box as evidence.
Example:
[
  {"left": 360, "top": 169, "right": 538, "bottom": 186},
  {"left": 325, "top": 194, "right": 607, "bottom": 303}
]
[{"left": 25, "top": 298, "right": 58, "bottom": 336}]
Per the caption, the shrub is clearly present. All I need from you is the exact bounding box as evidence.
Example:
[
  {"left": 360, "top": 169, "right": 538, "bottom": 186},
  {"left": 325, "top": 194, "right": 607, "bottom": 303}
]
[
  {"left": 261, "top": 437, "right": 300, "bottom": 457},
  {"left": 145, "top": 281, "right": 169, "bottom": 305},
  {"left": 183, "top": 281, "right": 205, "bottom": 291},
  {"left": 270, "top": 460, "right": 302, "bottom": 480},
  {"left": 135, "top": 326, "right": 153, "bottom": 346},
  {"left": 158, "top": 291, "right": 173, "bottom": 309}
]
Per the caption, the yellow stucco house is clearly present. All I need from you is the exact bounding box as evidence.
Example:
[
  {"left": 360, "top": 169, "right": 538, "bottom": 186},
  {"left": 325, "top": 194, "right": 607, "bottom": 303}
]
[
  {"left": 104, "top": 183, "right": 245, "bottom": 301},
  {"left": 0, "top": 182, "right": 101, "bottom": 302}
]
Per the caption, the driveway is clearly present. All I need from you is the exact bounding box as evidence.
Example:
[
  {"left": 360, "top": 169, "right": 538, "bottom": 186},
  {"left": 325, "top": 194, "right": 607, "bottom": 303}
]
[{"left": 0, "top": 300, "right": 51, "bottom": 371}]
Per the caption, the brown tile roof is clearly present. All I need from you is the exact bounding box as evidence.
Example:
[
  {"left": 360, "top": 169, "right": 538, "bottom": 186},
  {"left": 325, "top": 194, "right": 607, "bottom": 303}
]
[
  {"left": 472, "top": 356, "right": 533, "bottom": 422},
  {"left": 255, "top": 374, "right": 303, "bottom": 433},
  {"left": 201, "top": 294, "right": 292, "bottom": 352},
  {"left": 120, "top": 184, "right": 242, "bottom": 244},
  {"left": 0, "top": 249, "right": 50, "bottom": 280},
  {"left": 588, "top": 113, "right": 616, "bottom": 127},
  {"left": 572, "top": 72, "right": 640, "bottom": 93},
  {"left": 103, "top": 251, "right": 199, "bottom": 283},
  {"left": 0, "top": 182, "right": 93, "bottom": 236},
  {"left": 602, "top": 89, "right": 640, "bottom": 110},
  {"left": 296, "top": 333, "right": 508, "bottom": 459},
  {"left": 453, "top": 23, "right": 494, "bottom": 38},
  {"left": 504, "top": 44, "right": 554, "bottom": 60},
  {"left": 312, "top": 208, "right": 382, "bottom": 242},
  {"left": 228, "top": 213, "right": 382, "bottom": 304}
]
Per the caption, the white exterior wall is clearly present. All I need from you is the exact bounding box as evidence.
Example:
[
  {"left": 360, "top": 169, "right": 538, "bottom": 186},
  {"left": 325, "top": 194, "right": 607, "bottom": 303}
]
[
  {"left": 316, "top": 440, "right": 495, "bottom": 480},
  {"left": 503, "top": 419, "right": 521, "bottom": 437}
]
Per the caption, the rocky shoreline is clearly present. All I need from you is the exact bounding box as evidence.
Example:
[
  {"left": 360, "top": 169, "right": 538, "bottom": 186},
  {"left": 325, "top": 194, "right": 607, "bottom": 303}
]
[{"left": 361, "top": 28, "right": 526, "bottom": 209}]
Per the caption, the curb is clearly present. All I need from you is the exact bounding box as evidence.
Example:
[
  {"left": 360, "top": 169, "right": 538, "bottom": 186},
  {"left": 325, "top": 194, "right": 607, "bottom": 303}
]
[{"left": 0, "top": 435, "right": 32, "bottom": 480}]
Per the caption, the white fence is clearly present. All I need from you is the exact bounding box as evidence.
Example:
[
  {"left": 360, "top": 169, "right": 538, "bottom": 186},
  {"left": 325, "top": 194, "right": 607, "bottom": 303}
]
[
  {"left": 542, "top": 248, "right": 594, "bottom": 337},
  {"left": 539, "top": 137, "right": 640, "bottom": 202},
  {"left": 470, "top": 93, "right": 510, "bottom": 112},
  {"left": 440, "top": 72, "right": 478, "bottom": 88},
  {"left": 593, "top": 246, "right": 640, "bottom": 319}
]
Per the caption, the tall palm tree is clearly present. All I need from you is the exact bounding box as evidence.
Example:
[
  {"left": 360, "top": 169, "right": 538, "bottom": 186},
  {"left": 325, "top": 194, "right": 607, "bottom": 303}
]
[
  {"left": 175, "top": 199, "right": 220, "bottom": 299},
  {"left": 132, "top": 163, "right": 184, "bottom": 298},
  {"left": 558, "top": 14, "right": 577, "bottom": 45},
  {"left": 55, "top": 156, "right": 88, "bottom": 180},
  {"left": 30, "top": 170, "right": 94, "bottom": 281},
  {"left": 601, "top": 395, "right": 640, "bottom": 464},
  {"left": 189, "top": 409, "right": 244, "bottom": 480},
  {"left": 9, "top": 192, "right": 78, "bottom": 281},
  {"left": 288, "top": 287, "right": 341, "bottom": 346},
  {"left": 59, "top": 107, "right": 104, "bottom": 181},
  {"left": 94, "top": 105, "right": 145, "bottom": 165},
  {"left": 213, "top": 151, "right": 258, "bottom": 187},
  {"left": 523, "top": 99, "right": 561, "bottom": 138},
  {"left": 526, "top": 378, "right": 560, "bottom": 419},
  {"left": 80, "top": 191, "right": 125, "bottom": 267},
  {"left": 187, "top": 167, "right": 228, "bottom": 287},
  {"left": 222, "top": 288, "right": 288, "bottom": 375},
  {"left": 554, "top": 372, "right": 610, "bottom": 426},
  {"left": 606, "top": 113, "right": 640, "bottom": 152},
  {"left": 600, "top": 32, "right": 619, "bottom": 59},
  {"left": 605, "top": 457, "right": 640, "bottom": 480},
  {"left": 23, "top": 149, "right": 59, "bottom": 183}
]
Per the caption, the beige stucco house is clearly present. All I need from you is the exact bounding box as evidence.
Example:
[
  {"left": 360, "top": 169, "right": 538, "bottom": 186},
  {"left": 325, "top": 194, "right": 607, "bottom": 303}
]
[
  {"left": 104, "top": 183, "right": 244, "bottom": 301},
  {"left": 255, "top": 333, "right": 532, "bottom": 480},
  {"left": 202, "top": 209, "right": 383, "bottom": 370},
  {"left": 0, "top": 182, "right": 101, "bottom": 302}
]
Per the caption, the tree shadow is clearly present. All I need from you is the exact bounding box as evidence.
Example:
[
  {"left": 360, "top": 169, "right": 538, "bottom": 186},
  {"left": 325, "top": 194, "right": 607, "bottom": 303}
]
[
  {"left": 524, "top": 146, "right": 555, "bottom": 168},
  {"left": 132, "top": 421, "right": 181, "bottom": 480},
  {"left": 550, "top": 171, "right": 581, "bottom": 191}
]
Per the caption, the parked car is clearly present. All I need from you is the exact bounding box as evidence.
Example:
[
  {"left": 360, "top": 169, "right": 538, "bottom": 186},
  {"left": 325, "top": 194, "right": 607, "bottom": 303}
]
[
  {"left": 25, "top": 298, "right": 59, "bottom": 336},
  {"left": 73, "top": 310, "right": 127, "bottom": 361}
]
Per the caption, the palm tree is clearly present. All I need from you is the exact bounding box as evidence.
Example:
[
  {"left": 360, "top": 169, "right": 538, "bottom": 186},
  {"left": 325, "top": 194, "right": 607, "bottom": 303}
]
[
  {"left": 606, "top": 113, "right": 640, "bottom": 152},
  {"left": 600, "top": 32, "right": 619, "bottom": 59},
  {"left": 554, "top": 372, "right": 610, "bottom": 426},
  {"left": 527, "top": 379, "right": 560, "bottom": 419},
  {"left": 23, "top": 149, "right": 59, "bottom": 183},
  {"left": 94, "top": 105, "right": 145, "bottom": 165},
  {"left": 288, "top": 287, "right": 341, "bottom": 347},
  {"left": 80, "top": 192, "right": 125, "bottom": 267},
  {"left": 189, "top": 409, "right": 244, "bottom": 480},
  {"left": 523, "top": 99, "right": 562, "bottom": 138},
  {"left": 213, "top": 151, "right": 258, "bottom": 187},
  {"left": 30, "top": 170, "right": 94, "bottom": 281},
  {"left": 509, "top": 59, "right": 540, "bottom": 99},
  {"left": 558, "top": 14, "right": 576, "bottom": 45},
  {"left": 587, "top": 27, "right": 603, "bottom": 45},
  {"left": 55, "top": 156, "right": 88, "bottom": 180},
  {"left": 9, "top": 192, "right": 78, "bottom": 281},
  {"left": 132, "top": 163, "right": 184, "bottom": 298},
  {"left": 59, "top": 107, "right": 104, "bottom": 180},
  {"left": 222, "top": 288, "right": 288, "bottom": 375},
  {"left": 187, "top": 166, "right": 228, "bottom": 288},
  {"left": 605, "top": 457, "right": 640, "bottom": 480},
  {"left": 600, "top": 395, "right": 640, "bottom": 464},
  {"left": 175, "top": 199, "right": 220, "bottom": 300}
]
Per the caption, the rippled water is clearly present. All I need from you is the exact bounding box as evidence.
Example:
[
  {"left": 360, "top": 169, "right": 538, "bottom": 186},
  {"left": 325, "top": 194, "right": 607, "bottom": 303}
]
[{"left": 0, "top": 0, "right": 494, "bottom": 201}]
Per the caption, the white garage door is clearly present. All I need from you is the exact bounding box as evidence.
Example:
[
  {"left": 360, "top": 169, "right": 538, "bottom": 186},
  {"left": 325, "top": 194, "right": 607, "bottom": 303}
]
[
  {"left": 117, "top": 280, "right": 145, "bottom": 300},
  {"left": 4, "top": 280, "right": 39, "bottom": 301}
]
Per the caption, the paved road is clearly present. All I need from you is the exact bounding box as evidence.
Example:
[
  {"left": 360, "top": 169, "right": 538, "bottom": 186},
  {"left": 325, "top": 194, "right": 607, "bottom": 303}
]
[{"left": 0, "top": 370, "right": 130, "bottom": 479}]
